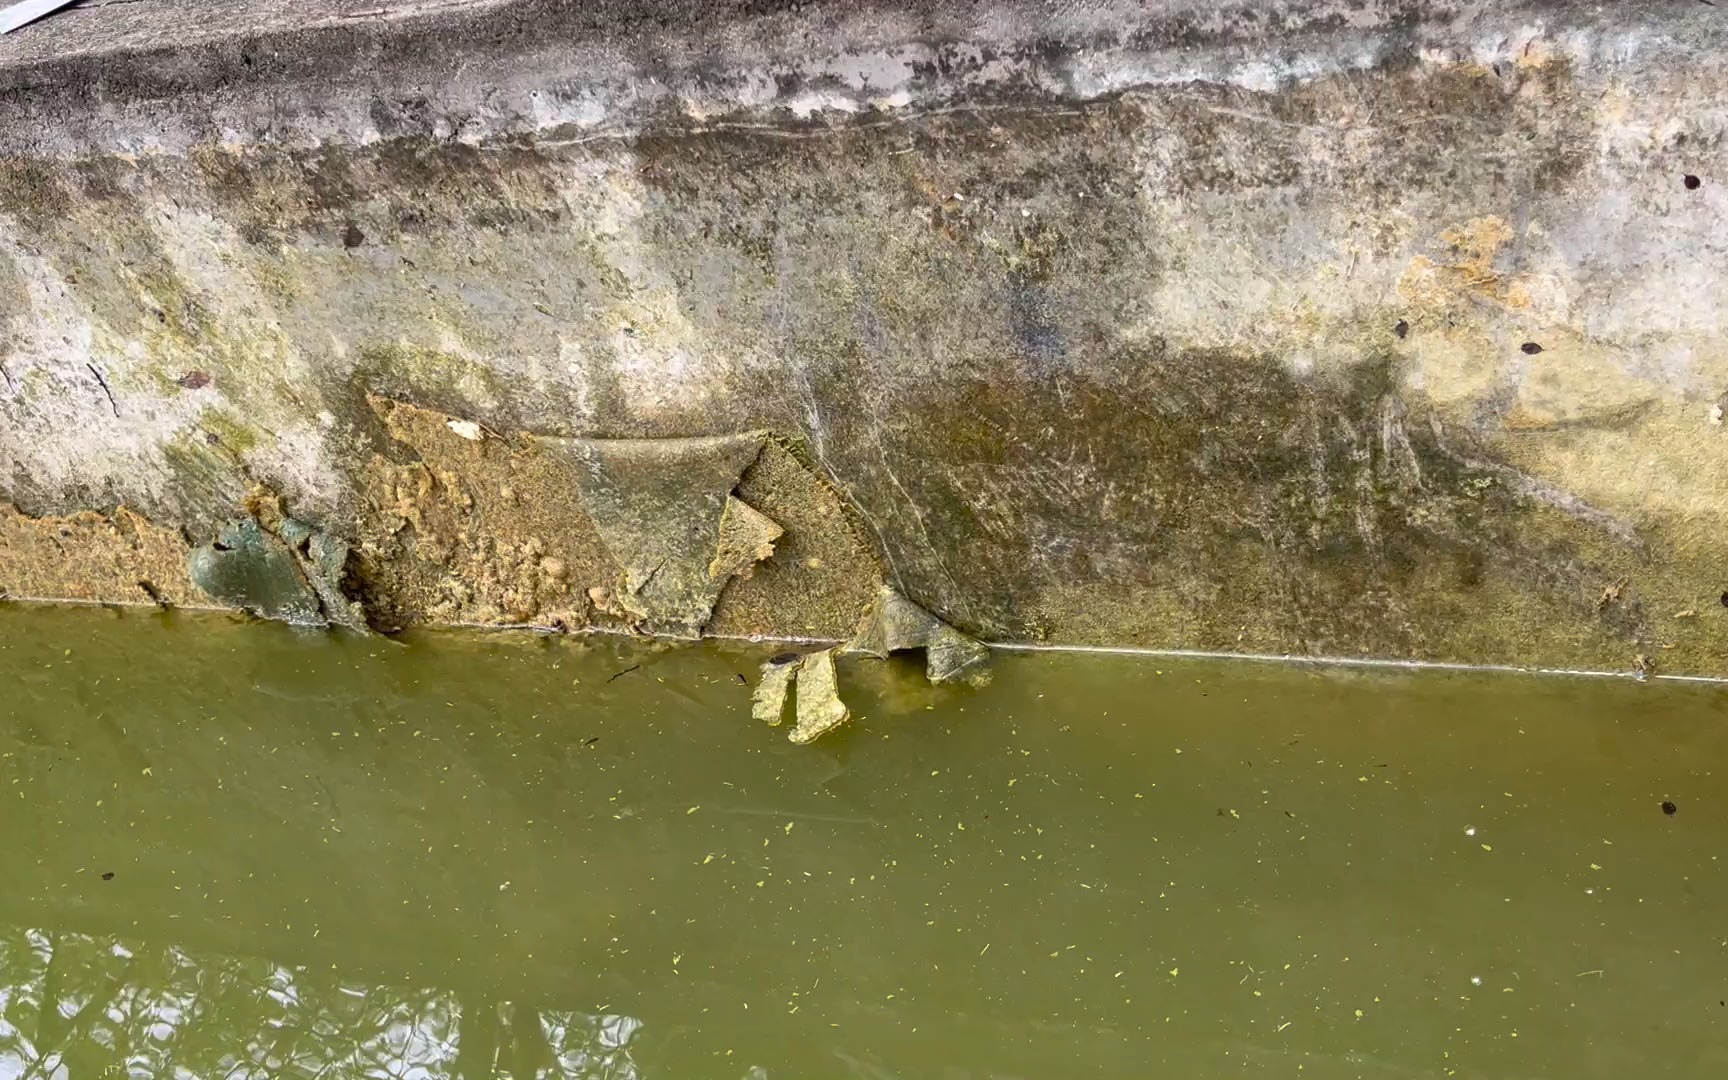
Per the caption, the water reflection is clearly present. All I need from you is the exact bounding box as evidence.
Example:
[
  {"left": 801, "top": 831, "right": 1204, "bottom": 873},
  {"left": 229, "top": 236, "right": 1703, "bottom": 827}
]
[{"left": 0, "top": 927, "right": 641, "bottom": 1080}]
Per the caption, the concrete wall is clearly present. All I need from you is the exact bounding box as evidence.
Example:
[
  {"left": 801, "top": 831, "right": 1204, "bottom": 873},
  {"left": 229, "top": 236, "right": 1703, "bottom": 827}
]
[{"left": 3, "top": 0, "right": 1728, "bottom": 674}]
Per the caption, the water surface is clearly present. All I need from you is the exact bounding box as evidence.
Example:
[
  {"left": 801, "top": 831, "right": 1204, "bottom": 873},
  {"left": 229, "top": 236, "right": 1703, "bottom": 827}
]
[{"left": 2, "top": 605, "right": 1725, "bottom": 1078}]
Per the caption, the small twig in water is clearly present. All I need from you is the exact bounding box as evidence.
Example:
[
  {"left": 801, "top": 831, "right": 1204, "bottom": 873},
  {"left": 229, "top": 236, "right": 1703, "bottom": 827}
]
[
  {"left": 86, "top": 363, "right": 119, "bottom": 417},
  {"left": 607, "top": 664, "right": 642, "bottom": 683},
  {"left": 1575, "top": 969, "right": 1605, "bottom": 977}
]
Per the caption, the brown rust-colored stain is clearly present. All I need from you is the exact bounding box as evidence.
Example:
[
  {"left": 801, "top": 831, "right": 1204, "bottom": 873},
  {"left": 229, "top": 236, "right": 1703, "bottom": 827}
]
[
  {"left": 0, "top": 504, "right": 207, "bottom": 609},
  {"left": 352, "top": 396, "right": 608, "bottom": 631}
]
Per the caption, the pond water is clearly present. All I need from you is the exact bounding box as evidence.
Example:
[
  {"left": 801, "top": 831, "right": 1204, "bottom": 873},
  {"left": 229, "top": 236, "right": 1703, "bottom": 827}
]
[{"left": 1, "top": 604, "right": 1725, "bottom": 1078}]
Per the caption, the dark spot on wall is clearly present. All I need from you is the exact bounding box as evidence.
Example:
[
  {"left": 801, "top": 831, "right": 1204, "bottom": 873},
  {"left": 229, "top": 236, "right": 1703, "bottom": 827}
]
[
  {"left": 369, "top": 95, "right": 436, "bottom": 139},
  {"left": 1684, "top": 174, "right": 1702, "bottom": 190},
  {"left": 1005, "top": 270, "right": 1064, "bottom": 367},
  {"left": 1520, "top": 342, "right": 1544, "bottom": 355},
  {"left": 177, "top": 371, "right": 212, "bottom": 390},
  {"left": 1393, "top": 319, "right": 1409, "bottom": 339},
  {"left": 343, "top": 222, "right": 366, "bottom": 249},
  {"left": 1662, "top": 800, "right": 1677, "bottom": 816}
]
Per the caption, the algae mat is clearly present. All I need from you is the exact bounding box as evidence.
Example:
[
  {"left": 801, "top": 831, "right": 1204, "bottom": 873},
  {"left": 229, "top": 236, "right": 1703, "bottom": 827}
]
[{"left": 0, "top": 604, "right": 1725, "bottom": 1077}]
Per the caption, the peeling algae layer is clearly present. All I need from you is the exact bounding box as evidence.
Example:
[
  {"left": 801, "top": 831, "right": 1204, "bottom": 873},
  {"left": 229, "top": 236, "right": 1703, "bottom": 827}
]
[{"left": 4, "top": 605, "right": 1727, "bottom": 1078}]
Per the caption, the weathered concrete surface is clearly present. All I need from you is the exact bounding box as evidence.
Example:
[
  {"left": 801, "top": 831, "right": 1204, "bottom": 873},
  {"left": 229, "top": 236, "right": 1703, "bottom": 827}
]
[{"left": 4, "top": 0, "right": 1728, "bottom": 674}]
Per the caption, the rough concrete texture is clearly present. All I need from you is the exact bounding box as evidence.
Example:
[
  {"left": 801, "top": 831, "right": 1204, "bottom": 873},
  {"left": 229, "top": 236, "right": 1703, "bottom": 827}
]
[{"left": 4, "top": 0, "right": 1728, "bottom": 673}]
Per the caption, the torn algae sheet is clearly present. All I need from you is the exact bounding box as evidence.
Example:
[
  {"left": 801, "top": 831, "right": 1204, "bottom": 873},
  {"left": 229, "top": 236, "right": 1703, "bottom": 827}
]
[
  {"left": 752, "top": 587, "right": 990, "bottom": 745},
  {"left": 188, "top": 517, "right": 368, "bottom": 631},
  {"left": 845, "top": 585, "right": 991, "bottom": 684},
  {"left": 752, "top": 655, "right": 800, "bottom": 726},
  {"left": 789, "top": 648, "right": 850, "bottom": 745},
  {"left": 544, "top": 432, "right": 771, "bottom": 638},
  {"left": 753, "top": 650, "right": 851, "bottom": 743}
]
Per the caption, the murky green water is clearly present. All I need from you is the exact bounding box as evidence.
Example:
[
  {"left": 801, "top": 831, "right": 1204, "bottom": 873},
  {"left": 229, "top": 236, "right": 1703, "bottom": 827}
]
[{"left": 2, "top": 605, "right": 1726, "bottom": 1078}]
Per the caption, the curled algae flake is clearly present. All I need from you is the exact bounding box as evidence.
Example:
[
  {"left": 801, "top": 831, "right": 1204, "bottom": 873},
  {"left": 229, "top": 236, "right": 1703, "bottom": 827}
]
[
  {"left": 789, "top": 649, "right": 849, "bottom": 744},
  {"left": 844, "top": 585, "right": 991, "bottom": 685},
  {"left": 709, "top": 496, "right": 784, "bottom": 584},
  {"left": 752, "top": 656, "right": 800, "bottom": 727}
]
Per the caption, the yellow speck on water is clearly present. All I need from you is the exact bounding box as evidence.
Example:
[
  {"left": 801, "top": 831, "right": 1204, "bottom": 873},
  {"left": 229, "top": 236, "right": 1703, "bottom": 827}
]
[
  {"left": 755, "top": 881, "right": 765, "bottom": 888},
  {"left": 1354, "top": 1009, "right": 1364, "bottom": 1018},
  {"left": 1169, "top": 967, "right": 1179, "bottom": 977},
  {"left": 702, "top": 854, "right": 714, "bottom": 864},
  {"left": 784, "top": 821, "right": 795, "bottom": 834},
  {"left": 1481, "top": 844, "right": 1493, "bottom": 852},
  {"left": 141, "top": 768, "right": 152, "bottom": 777},
  {"left": 1589, "top": 863, "right": 1602, "bottom": 870},
  {"left": 687, "top": 806, "right": 700, "bottom": 814}
]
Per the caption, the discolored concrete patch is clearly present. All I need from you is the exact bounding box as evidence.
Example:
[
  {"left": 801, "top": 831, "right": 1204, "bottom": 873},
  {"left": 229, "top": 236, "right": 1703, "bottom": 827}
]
[{"left": 0, "top": 504, "right": 204, "bottom": 608}]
